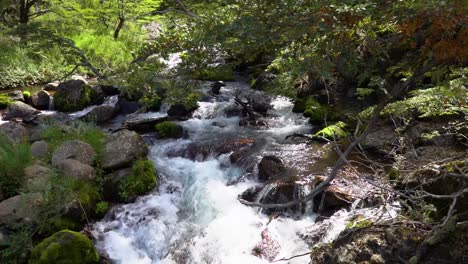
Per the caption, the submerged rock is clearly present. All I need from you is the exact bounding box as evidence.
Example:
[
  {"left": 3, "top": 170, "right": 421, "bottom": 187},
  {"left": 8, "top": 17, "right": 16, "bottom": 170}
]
[
  {"left": 101, "top": 129, "right": 148, "bottom": 170},
  {"left": 51, "top": 140, "right": 96, "bottom": 167}
]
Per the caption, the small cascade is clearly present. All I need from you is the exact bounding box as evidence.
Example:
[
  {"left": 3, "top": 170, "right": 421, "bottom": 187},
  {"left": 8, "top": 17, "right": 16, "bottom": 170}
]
[
  {"left": 294, "top": 182, "right": 315, "bottom": 216},
  {"left": 48, "top": 95, "right": 54, "bottom": 111}
]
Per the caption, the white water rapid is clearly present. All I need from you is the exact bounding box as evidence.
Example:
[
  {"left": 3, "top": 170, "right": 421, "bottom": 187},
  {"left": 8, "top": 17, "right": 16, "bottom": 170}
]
[{"left": 91, "top": 81, "right": 398, "bottom": 264}]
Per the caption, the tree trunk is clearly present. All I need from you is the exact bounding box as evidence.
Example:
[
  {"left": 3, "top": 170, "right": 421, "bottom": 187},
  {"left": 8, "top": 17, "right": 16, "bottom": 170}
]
[
  {"left": 19, "top": 0, "right": 29, "bottom": 24},
  {"left": 113, "top": 15, "right": 125, "bottom": 39}
]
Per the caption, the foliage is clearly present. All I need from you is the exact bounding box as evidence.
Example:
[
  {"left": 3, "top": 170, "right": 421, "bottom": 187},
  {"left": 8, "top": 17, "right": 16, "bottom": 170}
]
[
  {"left": 119, "top": 159, "right": 157, "bottom": 202},
  {"left": 0, "top": 93, "right": 11, "bottom": 108},
  {"left": 159, "top": 79, "right": 201, "bottom": 109},
  {"left": 315, "top": 122, "right": 348, "bottom": 140},
  {"left": 53, "top": 84, "right": 93, "bottom": 112},
  {"left": 0, "top": 135, "right": 33, "bottom": 198},
  {"left": 29, "top": 230, "right": 100, "bottom": 264},
  {"left": 95, "top": 201, "right": 109, "bottom": 216},
  {"left": 155, "top": 121, "right": 182, "bottom": 138}
]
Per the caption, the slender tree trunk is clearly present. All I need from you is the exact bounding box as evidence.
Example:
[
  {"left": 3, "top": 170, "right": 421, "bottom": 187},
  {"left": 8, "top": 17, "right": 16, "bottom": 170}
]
[
  {"left": 19, "top": 0, "right": 29, "bottom": 24},
  {"left": 113, "top": 15, "right": 125, "bottom": 39}
]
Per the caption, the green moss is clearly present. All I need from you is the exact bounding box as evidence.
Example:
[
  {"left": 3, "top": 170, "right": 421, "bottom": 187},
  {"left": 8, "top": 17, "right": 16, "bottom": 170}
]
[
  {"left": 346, "top": 215, "right": 373, "bottom": 229},
  {"left": 300, "top": 97, "right": 341, "bottom": 124},
  {"left": 95, "top": 201, "right": 109, "bottom": 216},
  {"left": 155, "top": 121, "right": 183, "bottom": 139},
  {"left": 30, "top": 230, "right": 100, "bottom": 264},
  {"left": 40, "top": 216, "right": 81, "bottom": 235},
  {"left": 315, "top": 122, "right": 348, "bottom": 140},
  {"left": 53, "top": 84, "right": 92, "bottom": 112},
  {"left": 23, "top": 90, "right": 31, "bottom": 99},
  {"left": 0, "top": 94, "right": 12, "bottom": 109},
  {"left": 119, "top": 159, "right": 157, "bottom": 202},
  {"left": 192, "top": 65, "right": 235, "bottom": 81}
]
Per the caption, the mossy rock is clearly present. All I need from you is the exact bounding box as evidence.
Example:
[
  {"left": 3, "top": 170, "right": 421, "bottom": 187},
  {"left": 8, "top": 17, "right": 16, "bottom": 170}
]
[
  {"left": 118, "top": 159, "right": 157, "bottom": 202},
  {"left": 315, "top": 122, "right": 348, "bottom": 140},
  {"left": 155, "top": 121, "right": 183, "bottom": 139},
  {"left": 54, "top": 80, "right": 93, "bottom": 112},
  {"left": 0, "top": 94, "right": 12, "bottom": 109},
  {"left": 294, "top": 97, "right": 343, "bottom": 125},
  {"left": 39, "top": 216, "right": 81, "bottom": 236},
  {"left": 30, "top": 230, "right": 100, "bottom": 264}
]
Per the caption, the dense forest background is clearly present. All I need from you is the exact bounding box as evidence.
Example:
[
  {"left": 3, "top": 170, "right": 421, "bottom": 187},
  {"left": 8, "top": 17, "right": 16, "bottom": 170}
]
[{"left": 0, "top": 0, "right": 467, "bottom": 263}]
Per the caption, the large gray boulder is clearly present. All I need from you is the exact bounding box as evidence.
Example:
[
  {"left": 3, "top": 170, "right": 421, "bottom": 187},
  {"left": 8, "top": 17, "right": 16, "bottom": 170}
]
[
  {"left": 24, "top": 165, "right": 52, "bottom": 189},
  {"left": 84, "top": 105, "right": 115, "bottom": 123},
  {"left": 51, "top": 140, "right": 96, "bottom": 167},
  {"left": 31, "top": 140, "right": 49, "bottom": 159},
  {"left": 31, "top": 90, "right": 51, "bottom": 110},
  {"left": 101, "top": 129, "right": 148, "bottom": 170},
  {"left": 0, "top": 121, "right": 29, "bottom": 143},
  {"left": 56, "top": 159, "right": 96, "bottom": 180},
  {"left": 0, "top": 193, "right": 42, "bottom": 226},
  {"left": 53, "top": 79, "right": 92, "bottom": 112},
  {"left": 3, "top": 101, "right": 40, "bottom": 120}
]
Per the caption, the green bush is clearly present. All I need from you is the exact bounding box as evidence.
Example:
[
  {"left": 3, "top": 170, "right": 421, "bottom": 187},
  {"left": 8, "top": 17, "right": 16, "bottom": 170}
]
[
  {"left": 119, "top": 159, "right": 157, "bottom": 202},
  {"left": 0, "top": 136, "right": 33, "bottom": 198},
  {"left": 192, "top": 65, "right": 235, "bottom": 81},
  {"left": 155, "top": 121, "right": 183, "bottom": 139},
  {"left": 0, "top": 94, "right": 11, "bottom": 108},
  {"left": 30, "top": 230, "right": 100, "bottom": 264}
]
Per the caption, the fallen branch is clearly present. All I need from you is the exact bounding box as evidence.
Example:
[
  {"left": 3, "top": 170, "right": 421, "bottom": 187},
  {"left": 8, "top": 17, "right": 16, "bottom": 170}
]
[{"left": 272, "top": 251, "right": 311, "bottom": 262}]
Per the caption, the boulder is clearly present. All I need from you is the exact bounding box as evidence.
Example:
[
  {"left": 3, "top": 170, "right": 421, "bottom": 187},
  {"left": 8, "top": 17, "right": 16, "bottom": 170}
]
[
  {"left": 0, "top": 121, "right": 29, "bottom": 143},
  {"left": 90, "top": 85, "right": 105, "bottom": 105},
  {"left": 24, "top": 165, "right": 52, "bottom": 189},
  {"left": 31, "top": 90, "right": 51, "bottom": 110},
  {"left": 224, "top": 104, "right": 244, "bottom": 117},
  {"left": 99, "top": 84, "right": 120, "bottom": 96},
  {"left": 43, "top": 81, "right": 59, "bottom": 91},
  {"left": 250, "top": 92, "right": 272, "bottom": 114},
  {"left": 258, "top": 156, "right": 288, "bottom": 182},
  {"left": 210, "top": 81, "right": 226, "bottom": 95},
  {"left": 8, "top": 90, "right": 24, "bottom": 101},
  {"left": 103, "top": 167, "right": 132, "bottom": 202},
  {"left": 54, "top": 79, "right": 95, "bottom": 112},
  {"left": 56, "top": 159, "right": 96, "bottom": 180},
  {"left": 123, "top": 115, "right": 169, "bottom": 134},
  {"left": 155, "top": 121, "right": 184, "bottom": 139},
  {"left": 71, "top": 75, "right": 89, "bottom": 84},
  {"left": 0, "top": 193, "right": 42, "bottom": 226},
  {"left": 84, "top": 105, "right": 115, "bottom": 123},
  {"left": 116, "top": 97, "right": 141, "bottom": 114},
  {"left": 3, "top": 101, "right": 40, "bottom": 120},
  {"left": 101, "top": 129, "right": 148, "bottom": 170},
  {"left": 252, "top": 71, "right": 276, "bottom": 91},
  {"left": 30, "top": 230, "right": 100, "bottom": 264},
  {"left": 167, "top": 103, "right": 198, "bottom": 120},
  {"left": 31, "top": 140, "right": 49, "bottom": 159},
  {"left": 51, "top": 140, "right": 96, "bottom": 167}
]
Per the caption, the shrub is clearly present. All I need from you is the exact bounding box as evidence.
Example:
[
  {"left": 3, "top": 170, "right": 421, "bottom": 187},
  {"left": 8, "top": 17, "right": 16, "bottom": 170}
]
[
  {"left": 0, "top": 136, "right": 33, "bottom": 198},
  {"left": 30, "top": 230, "right": 100, "bottom": 264},
  {"left": 119, "top": 159, "right": 157, "bottom": 202},
  {"left": 155, "top": 121, "right": 183, "bottom": 139}
]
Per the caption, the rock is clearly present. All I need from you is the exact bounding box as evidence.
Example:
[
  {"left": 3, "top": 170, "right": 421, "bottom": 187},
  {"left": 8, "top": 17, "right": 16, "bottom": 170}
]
[
  {"left": 224, "top": 104, "right": 244, "bottom": 117},
  {"left": 99, "top": 84, "right": 120, "bottom": 96},
  {"left": 103, "top": 167, "right": 132, "bottom": 202},
  {"left": 71, "top": 75, "right": 89, "bottom": 84},
  {"left": 56, "top": 159, "right": 96, "bottom": 180},
  {"left": 3, "top": 101, "right": 40, "bottom": 120},
  {"left": 43, "top": 81, "right": 59, "bottom": 91},
  {"left": 51, "top": 140, "right": 96, "bottom": 167},
  {"left": 258, "top": 156, "right": 288, "bottom": 182},
  {"left": 0, "top": 193, "right": 42, "bottom": 226},
  {"left": 8, "top": 90, "right": 24, "bottom": 101},
  {"left": 239, "top": 118, "right": 269, "bottom": 127},
  {"left": 31, "top": 140, "right": 49, "bottom": 159},
  {"left": 84, "top": 105, "right": 115, "bottom": 123},
  {"left": 167, "top": 103, "right": 198, "bottom": 120},
  {"left": 363, "top": 124, "right": 398, "bottom": 152},
  {"left": 90, "top": 85, "right": 105, "bottom": 105},
  {"left": 123, "top": 115, "right": 169, "bottom": 134},
  {"left": 155, "top": 121, "right": 184, "bottom": 139},
  {"left": 238, "top": 186, "right": 262, "bottom": 202},
  {"left": 210, "top": 81, "right": 226, "bottom": 95},
  {"left": 250, "top": 92, "right": 272, "bottom": 114},
  {"left": 101, "top": 129, "right": 148, "bottom": 170},
  {"left": 24, "top": 165, "right": 52, "bottom": 189},
  {"left": 30, "top": 230, "right": 100, "bottom": 264},
  {"left": 29, "top": 112, "right": 70, "bottom": 126},
  {"left": 116, "top": 97, "right": 141, "bottom": 114},
  {"left": 54, "top": 79, "right": 94, "bottom": 112},
  {"left": 252, "top": 71, "right": 276, "bottom": 90},
  {"left": 0, "top": 121, "right": 29, "bottom": 143},
  {"left": 31, "top": 90, "right": 51, "bottom": 110}
]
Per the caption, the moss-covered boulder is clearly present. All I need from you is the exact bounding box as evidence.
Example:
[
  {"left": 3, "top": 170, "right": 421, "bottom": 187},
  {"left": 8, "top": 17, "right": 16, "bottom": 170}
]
[
  {"left": 192, "top": 65, "right": 235, "bottom": 81},
  {"left": 30, "top": 230, "right": 100, "bottom": 264},
  {"left": 155, "top": 121, "right": 183, "bottom": 139},
  {"left": 314, "top": 122, "right": 348, "bottom": 140},
  {"left": 54, "top": 80, "right": 101, "bottom": 112},
  {"left": 0, "top": 94, "right": 12, "bottom": 109},
  {"left": 293, "top": 97, "right": 342, "bottom": 125}
]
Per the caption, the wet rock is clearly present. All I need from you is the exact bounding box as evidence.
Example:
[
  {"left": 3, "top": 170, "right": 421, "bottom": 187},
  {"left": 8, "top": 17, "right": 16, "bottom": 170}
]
[
  {"left": 258, "top": 156, "right": 288, "bottom": 182},
  {"left": 250, "top": 92, "right": 272, "bottom": 114},
  {"left": 252, "top": 229, "right": 280, "bottom": 261},
  {"left": 0, "top": 193, "right": 42, "bottom": 226},
  {"left": 24, "top": 165, "right": 52, "bottom": 189},
  {"left": 210, "top": 81, "right": 226, "bottom": 95},
  {"left": 101, "top": 129, "right": 148, "bottom": 170},
  {"left": 99, "top": 84, "right": 120, "bottom": 96},
  {"left": 56, "top": 159, "right": 96, "bottom": 180},
  {"left": 0, "top": 121, "right": 29, "bottom": 143},
  {"left": 54, "top": 79, "right": 94, "bottom": 112},
  {"left": 8, "top": 90, "right": 24, "bottom": 101},
  {"left": 167, "top": 103, "right": 198, "bottom": 120},
  {"left": 84, "top": 105, "right": 116, "bottom": 123},
  {"left": 90, "top": 85, "right": 105, "bottom": 105},
  {"left": 238, "top": 186, "right": 262, "bottom": 202},
  {"left": 215, "top": 138, "right": 256, "bottom": 155},
  {"left": 31, "top": 90, "right": 51, "bottom": 110},
  {"left": 239, "top": 118, "right": 268, "bottom": 127},
  {"left": 43, "top": 81, "right": 59, "bottom": 92},
  {"left": 123, "top": 115, "right": 169, "bottom": 134},
  {"left": 224, "top": 104, "right": 244, "bottom": 117},
  {"left": 252, "top": 71, "right": 276, "bottom": 91},
  {"left": 31, "top": 140, "right": 49, "bottom": 159},
  {"left": 103, "top": 167, "right": 132, "bottom": 202},
  {"left": 116, "top": 97, "right": 141, "bottom": 114},
  {"left": 51, "top": 140, "right": 96, "bottom": 167},
  {"left": 3, "top": 101, "right": 40, "bottom": 120}
]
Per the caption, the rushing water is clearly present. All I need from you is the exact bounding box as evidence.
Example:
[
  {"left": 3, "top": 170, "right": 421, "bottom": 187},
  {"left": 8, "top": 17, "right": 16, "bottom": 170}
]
[{"left": 91, "top": 81, "right": 397, "bottom": 264}]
